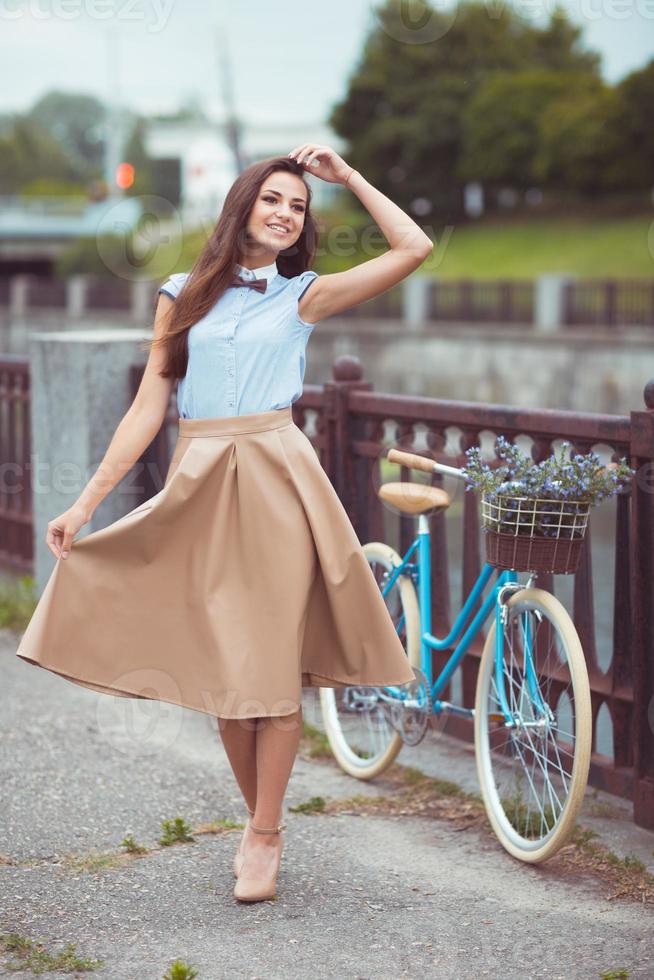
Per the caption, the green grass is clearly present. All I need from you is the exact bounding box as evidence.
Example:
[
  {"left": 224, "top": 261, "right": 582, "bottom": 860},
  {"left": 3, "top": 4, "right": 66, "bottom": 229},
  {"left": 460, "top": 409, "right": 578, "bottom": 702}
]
[
  {"left": 163, "top": 961, "right": 199, "bottom": 980},
  {"left": 605, "top": 850, "right": 646, "bottom": 874},
  {"left": 401, "top": 766, "right": 464, "bottom": 797},
  {"left": 301, "top": 720, "right": 333, "bottom": 759},
  {"left": 0, "top": 932, "right": 104, "bottom": 974},
  {"left": 0, "top": 574, "right": 37, "bottom": 630},
  {"left": 158, "top": 817, "right": 196, "bottom": 847},
  {"left": 62, "top": 850, "right": 129, "bottom": 874},
  {"left": 421, "top": 214, "right": 654, "bottom": 279},
  {"left": 288, "top": 796, "right": 327, "bottom": 814},
  {"left": 154, "top": 212, "right": 654, "bottom": 283},
  {"left": 119, "top": 835, "right": 149, "bottom": 856},
  {"left": 500, "top": 791, "right": 557, "bottom": 838},
  {"left": 209, "top": 817, "right": 244, "bottom": 830},
  {"left": 571, "top": 825, "right": 601, "bottom": 847}
]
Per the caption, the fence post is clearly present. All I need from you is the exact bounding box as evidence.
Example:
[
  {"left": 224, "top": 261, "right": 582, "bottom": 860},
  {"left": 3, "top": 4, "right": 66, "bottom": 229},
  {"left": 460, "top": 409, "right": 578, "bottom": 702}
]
[
  {"left": 66, "top": 275, "right": 87, "bottom": 319},
  {"left": 131, "top": 279, "right": 156, "bottom": 322},
  {"left": 9, "top": 275, "right": 29, "bottom": 318},
  {"left": 402, "top": 275, "right": 430, "bottom": 331},
  {"left": 630, "top": 378, "right": 654, "bottom": 829},
  {"left": 534, "top": 273, "right": 570, "bottom": 332},
  {"left": 323, "top": 356, "right": 372, "bottom": 534}
]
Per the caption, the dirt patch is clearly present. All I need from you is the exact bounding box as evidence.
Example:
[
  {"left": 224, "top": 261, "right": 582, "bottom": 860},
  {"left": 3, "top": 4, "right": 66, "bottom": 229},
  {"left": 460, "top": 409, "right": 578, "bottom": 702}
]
[{"left": 298, "top": 737, "right": 654, "bottom": 910}]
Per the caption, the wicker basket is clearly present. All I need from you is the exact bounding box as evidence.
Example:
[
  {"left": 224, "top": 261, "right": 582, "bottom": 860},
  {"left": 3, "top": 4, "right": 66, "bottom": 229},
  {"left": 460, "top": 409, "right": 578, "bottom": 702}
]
[{"left": 481, "top": 492, "right": 591, "bottom": 574}]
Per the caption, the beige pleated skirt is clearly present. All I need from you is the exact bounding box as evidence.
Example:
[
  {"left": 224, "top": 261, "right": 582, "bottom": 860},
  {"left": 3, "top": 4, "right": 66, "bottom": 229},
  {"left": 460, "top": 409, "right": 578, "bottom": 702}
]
[{"left": 15, "top": 405, "right": 415, "bottom": 718}]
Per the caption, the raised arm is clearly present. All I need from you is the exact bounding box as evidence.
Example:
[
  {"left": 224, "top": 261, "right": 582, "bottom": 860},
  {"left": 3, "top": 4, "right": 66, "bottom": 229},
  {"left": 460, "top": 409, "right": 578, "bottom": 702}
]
[
  {"left": 46, "top": 293, "right": 176, "bottom": 559},
  {"left": 288, "top": 144, "right": 433, "bottom": 324}
]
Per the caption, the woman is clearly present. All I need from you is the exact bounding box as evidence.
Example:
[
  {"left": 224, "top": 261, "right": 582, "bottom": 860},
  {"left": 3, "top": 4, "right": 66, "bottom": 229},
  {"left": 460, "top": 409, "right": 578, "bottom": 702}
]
[{"left": 16, "top": 143, "right": 433, "bottom": 902}]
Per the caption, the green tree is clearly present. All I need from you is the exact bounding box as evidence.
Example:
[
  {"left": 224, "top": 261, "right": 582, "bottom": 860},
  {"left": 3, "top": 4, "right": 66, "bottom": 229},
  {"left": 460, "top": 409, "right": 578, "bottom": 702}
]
[
  {"left": 0, "top": 117, "right": 76, "bottom": 193},
  {"left": 0, "top": 135, "right": 20, "bottom": 193},
  {"left": 522, "top": 5, "right": 600, "bottom": 74},
  {"left": 459, "top": 71, "right": 602, "bottom": 188},
  {"left": 612, "top": 58, "right": 654, "bottom": 190},
  {"left": 534, "top": 84, "right": 623, "bottom": 195},
  {"left": 28, "top": 91, "right": 105, "bottom": 178},
  {"left": 121, "top": 116, "right": 155, "bottom": 197},
  {"left": 328, "top": 0, "right": 602, "bottom": 218}
]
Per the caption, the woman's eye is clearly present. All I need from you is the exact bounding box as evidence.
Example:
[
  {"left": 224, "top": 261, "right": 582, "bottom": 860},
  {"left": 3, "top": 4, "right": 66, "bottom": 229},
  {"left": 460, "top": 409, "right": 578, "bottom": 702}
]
[{"left": 264, "top": 196, "right": 304, "bottom": 213}]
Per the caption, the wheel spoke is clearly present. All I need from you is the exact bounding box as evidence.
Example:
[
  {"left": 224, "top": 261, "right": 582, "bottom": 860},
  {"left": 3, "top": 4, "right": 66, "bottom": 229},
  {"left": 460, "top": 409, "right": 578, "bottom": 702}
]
[
  {"left": 509, "top": 737, "right": 554, "bottom": 830},
  {"left": 517, "top": 728, "right": 565, "bottom": 815}
]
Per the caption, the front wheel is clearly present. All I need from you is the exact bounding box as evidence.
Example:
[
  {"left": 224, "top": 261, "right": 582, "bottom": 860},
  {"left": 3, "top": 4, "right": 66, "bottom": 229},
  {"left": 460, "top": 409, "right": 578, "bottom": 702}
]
[
  {"left": 474, "top": 587, "right": 592, "bottom": 863},
  {"left": 319, "top": 541, "right": 421, "bottom": 779}
]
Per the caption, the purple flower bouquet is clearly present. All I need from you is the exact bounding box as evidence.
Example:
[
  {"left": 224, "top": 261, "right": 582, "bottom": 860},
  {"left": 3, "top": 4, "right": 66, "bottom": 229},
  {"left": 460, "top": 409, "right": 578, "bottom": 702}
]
[{"left": 460, "top": 437, "right": 634, "bottom": 573}]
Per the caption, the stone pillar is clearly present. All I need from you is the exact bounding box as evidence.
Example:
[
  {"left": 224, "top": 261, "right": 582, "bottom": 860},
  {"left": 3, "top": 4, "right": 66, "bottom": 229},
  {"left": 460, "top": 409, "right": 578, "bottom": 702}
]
[
  {"left": 28, "top": 329, "right": 150, "bottom": 595},
  {"left": 534, "top": 274, "right": 570, "bottom": 333},
  {"left": 402, "top": 276, "right": 431, "bottom": 331}
]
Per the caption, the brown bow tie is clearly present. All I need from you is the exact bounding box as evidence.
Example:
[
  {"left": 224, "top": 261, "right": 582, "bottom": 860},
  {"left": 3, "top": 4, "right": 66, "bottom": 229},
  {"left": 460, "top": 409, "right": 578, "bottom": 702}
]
[{"left": 230, "top": 275, "right": 268, "bottom": 293}]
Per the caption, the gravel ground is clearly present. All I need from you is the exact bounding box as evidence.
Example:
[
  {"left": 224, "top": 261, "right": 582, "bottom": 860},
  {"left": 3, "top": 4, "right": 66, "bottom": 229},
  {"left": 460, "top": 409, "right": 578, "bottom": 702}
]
[{"left": 1, "top": 627, "right": 652, "bottom": 980}]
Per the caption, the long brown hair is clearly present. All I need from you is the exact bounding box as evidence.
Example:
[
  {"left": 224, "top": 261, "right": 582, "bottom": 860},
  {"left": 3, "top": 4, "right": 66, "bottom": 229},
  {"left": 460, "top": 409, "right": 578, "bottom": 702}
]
[{"left": 148, "top": 155, "right": 320, "bottom": 380}]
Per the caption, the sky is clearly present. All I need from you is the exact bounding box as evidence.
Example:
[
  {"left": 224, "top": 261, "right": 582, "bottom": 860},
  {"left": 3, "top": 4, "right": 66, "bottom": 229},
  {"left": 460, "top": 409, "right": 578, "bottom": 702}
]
[{"left": 1, "top": 0, "right": 652, "bottom": 124}]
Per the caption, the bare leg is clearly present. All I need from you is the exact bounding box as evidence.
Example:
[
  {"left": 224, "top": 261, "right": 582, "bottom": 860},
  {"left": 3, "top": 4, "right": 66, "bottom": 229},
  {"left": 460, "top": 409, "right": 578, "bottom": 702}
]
[
  {"left": 240, "top": 706, "right": 303, "bottom": 876},
  {"left": 255, "top": 705, "right": 302, "bottom": 826},
  {"left": 216, "top": 716, "right": 258, "bottom": 814}
]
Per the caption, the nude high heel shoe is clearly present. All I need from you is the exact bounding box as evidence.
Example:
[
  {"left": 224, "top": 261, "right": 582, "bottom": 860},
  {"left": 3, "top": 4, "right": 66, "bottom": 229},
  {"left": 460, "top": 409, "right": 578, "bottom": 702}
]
[
  {"left": 233, "top": 807, "right": 283, "bottom": 878},
  {"left": 233, "top": 806, "right": 255, "bottom": 878},
  {"left": 233, "top": 819, "right": 286, "bottom": 902}
]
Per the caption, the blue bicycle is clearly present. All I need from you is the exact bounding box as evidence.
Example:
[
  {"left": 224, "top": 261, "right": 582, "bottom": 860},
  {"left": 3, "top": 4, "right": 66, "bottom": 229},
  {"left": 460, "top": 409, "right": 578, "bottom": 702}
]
[{"left": 320, "top": 447, "right": 592, "bottom": 863}]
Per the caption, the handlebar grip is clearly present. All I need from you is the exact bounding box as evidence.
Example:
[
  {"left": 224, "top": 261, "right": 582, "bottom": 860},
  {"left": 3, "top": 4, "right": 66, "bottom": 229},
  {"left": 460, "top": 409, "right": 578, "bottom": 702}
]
[
  {"left": 388, "top": 448, "right": 467, "bottom": 479},
  {"left": 387, "top": 448, "right": 436, "bottom": 473}
]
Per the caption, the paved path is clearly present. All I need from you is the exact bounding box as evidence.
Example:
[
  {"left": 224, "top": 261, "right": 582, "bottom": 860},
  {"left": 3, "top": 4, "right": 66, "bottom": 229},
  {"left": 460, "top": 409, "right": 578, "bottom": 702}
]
[{"left": 1, "top": 628, "right": 652, "bottom": 980}]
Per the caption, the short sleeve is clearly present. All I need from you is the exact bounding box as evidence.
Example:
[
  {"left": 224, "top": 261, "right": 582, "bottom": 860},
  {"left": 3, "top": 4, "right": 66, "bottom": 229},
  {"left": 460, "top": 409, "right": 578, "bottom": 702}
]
[
  {"left": 157, "top": 271, "right": 189, "bottom": 300},
  {"left": 293, "top": 270, "right": 319, "bottom": 327}
]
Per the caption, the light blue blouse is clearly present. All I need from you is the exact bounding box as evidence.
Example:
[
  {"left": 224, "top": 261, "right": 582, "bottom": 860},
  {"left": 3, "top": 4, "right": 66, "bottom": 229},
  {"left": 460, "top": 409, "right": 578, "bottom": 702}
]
[{"left": 157, "top": 259, "right": 319, "bottom": 419}]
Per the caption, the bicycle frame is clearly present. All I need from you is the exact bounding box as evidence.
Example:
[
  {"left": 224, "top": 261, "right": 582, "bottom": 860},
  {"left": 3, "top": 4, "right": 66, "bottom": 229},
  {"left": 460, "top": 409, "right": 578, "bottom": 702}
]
[{"left": 380, "top": 513, "right": 541, "bottom": 726}]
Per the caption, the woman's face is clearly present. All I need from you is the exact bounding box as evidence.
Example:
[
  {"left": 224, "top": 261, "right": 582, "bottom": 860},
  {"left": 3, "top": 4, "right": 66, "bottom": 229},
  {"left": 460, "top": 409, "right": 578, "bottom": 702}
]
[{"left": 242, "top": 171, "right": 308, "bottom": 263}]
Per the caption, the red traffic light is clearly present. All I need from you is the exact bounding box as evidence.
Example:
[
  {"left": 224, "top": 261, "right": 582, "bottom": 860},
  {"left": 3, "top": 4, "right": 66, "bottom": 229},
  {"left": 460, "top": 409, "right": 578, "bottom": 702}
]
[{"left": 115, "top": 162, "right": 135, "bottom": 189}]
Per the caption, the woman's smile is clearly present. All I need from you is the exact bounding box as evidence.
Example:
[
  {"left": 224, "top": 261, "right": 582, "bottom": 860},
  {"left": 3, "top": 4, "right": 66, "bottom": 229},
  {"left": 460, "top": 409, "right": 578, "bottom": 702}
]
[{"left": 267, "top": 223, "right": 292, "bottom": 236}]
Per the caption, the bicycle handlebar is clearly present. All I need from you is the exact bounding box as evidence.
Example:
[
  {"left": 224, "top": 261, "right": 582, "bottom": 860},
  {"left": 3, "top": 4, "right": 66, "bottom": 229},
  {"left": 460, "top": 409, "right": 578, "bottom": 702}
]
[
  {"left": 387, "top": 448, "right": 466, "bottom": 480},
  {"left": 388, "top": 448, "right": 621, "bottom": 482}
]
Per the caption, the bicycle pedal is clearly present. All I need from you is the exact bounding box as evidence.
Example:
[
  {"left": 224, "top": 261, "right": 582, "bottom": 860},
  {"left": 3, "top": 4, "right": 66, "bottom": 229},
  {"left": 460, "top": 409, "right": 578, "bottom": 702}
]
[{"left": 389, "top": 666, "right": 431, "bottom": 746}]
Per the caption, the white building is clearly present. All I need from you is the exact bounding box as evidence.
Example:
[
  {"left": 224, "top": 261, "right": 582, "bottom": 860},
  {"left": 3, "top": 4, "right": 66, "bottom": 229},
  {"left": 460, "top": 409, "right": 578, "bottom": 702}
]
[{"left": 144, "top": 118, "right": 345, "bottom": 226}]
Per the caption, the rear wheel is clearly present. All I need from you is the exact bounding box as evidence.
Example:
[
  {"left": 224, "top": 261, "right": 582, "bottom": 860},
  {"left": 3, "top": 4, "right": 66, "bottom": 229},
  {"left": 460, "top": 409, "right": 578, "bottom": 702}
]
[
  {"left": 474, "top": 587, "right": 592, "bottom": 863},
  {"left": 319, "top": 542, "right": 421, "bottom": 779}
]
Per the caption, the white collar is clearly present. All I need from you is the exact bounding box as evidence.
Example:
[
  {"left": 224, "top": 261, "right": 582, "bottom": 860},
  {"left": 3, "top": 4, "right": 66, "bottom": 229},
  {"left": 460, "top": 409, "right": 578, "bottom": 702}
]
[{"left": 235, "top": 259, "right": 278, "bottom": 285}]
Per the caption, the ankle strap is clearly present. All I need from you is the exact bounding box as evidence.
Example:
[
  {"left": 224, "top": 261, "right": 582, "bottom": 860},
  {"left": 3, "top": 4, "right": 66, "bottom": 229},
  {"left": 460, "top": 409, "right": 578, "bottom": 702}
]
[{"left": 249, "top": 821, "right": 286, "bottom": 835}]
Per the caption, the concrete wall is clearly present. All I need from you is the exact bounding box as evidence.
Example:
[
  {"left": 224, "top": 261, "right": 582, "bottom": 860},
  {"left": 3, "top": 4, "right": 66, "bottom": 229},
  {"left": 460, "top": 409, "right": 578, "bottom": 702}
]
[{"left": 303, "top": 320, "right": 654, "bottom": 416}]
